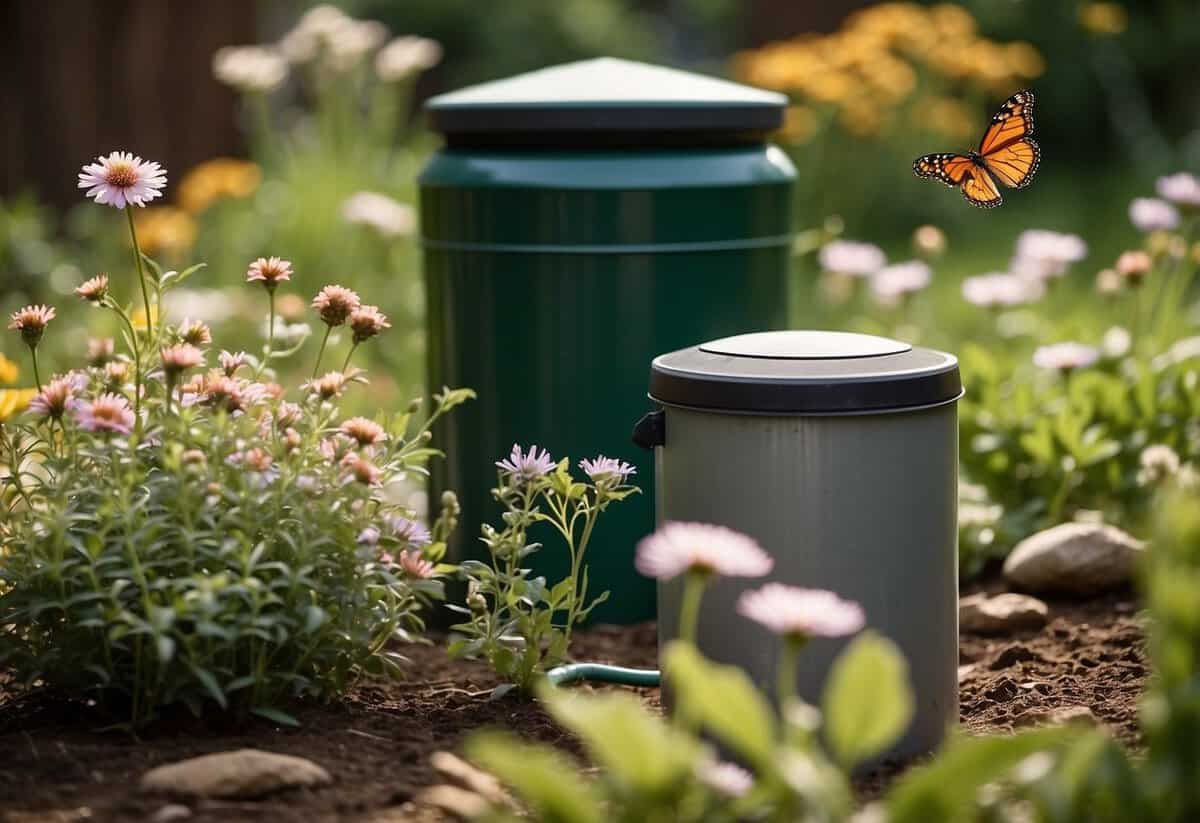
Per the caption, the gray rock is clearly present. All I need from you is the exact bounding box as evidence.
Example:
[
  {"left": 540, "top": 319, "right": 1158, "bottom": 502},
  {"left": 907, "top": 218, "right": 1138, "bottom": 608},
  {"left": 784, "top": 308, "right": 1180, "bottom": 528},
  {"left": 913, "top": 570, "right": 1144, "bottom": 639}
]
[
  {"left": 1015, "top": 704, "right": 1099, "bottom": 728},
  {"left": 1003, "top": 523, "right": 1144, "bottom": 596},
  {"left": 150, "top": 804, "right": 192, "bottom": 822},
  {"left": 959, "top": 593, "right": 1048, "bottom": 635},
  {"left": 140, "top": 749, "right": 331, "bottom": 799}
]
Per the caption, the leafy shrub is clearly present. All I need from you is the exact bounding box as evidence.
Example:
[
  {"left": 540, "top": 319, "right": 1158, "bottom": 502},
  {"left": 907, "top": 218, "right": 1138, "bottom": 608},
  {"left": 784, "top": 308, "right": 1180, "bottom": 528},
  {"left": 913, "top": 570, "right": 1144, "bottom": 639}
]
[{"left": 0, "top": 151, "right": 471, "bottom": 728}]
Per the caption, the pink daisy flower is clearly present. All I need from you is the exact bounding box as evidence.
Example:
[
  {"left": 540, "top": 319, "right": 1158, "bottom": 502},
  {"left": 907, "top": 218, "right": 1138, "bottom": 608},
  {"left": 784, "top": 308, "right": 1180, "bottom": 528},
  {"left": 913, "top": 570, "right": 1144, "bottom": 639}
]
[
  {"left": 29, "top": 374, "right": 82, "bottom": 420},
  {"left": 74, "top": 393, "right": 135, "bottom": 435},
  {"left": 737, "top": 583, "right": 865, "bottom": 640},
  {"left": 579, "top": 455, "right": 636, "bottom": 485},
  {"left": 398, "top": 549, "right": 436, "bottom": 579},
  {"left": 387, "top": 515, "right": 432, "bottom": 548},
  {"left": 1032, "top": 342, "right": 1100, "bottom": 373},
  {"left": 246, "top": 256, "right": 293, "bottom": 290},
  {"left": 635, "top": 522, "right": 773, "bottom": 581},
  {"left": 78, "top": 152, "right": 167, "bottom": 208},
  {"left": 496, "top": 444, "right": 555, "bottom": 483}
]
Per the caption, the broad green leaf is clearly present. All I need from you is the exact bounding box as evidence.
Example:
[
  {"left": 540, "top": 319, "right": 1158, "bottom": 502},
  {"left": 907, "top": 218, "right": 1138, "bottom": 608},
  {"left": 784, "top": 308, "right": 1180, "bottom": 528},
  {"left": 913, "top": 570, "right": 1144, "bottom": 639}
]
[
  {"left": 251, "top": 706, "right": 300, "bottom": 727},
  {"left": 821, "top": 631, "right": 913, "bottom": 768},
  {"left": 664, "top": 640, "right": 776, "bottom": 767},
  {"left": 887, "top": 728, "right": 1073, "bottom": 823},
  {"left": 467, "top": 730, "right": 603, "bottom": 823},
  {"left": 539, "top": 687, "right": 699, "bottom": 794},
  {"left": 188, "top": 665, "right": 228, "bottom": 709}
]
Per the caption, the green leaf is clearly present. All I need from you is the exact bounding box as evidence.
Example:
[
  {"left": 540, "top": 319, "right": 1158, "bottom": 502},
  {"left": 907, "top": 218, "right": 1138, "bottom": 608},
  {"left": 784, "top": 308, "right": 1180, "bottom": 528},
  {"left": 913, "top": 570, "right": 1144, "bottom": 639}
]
[
  {"left": 188, "top": 665, "right": 228, "bottom": 709},
  {"left": 467, "top": 730, "right": 603, "bottom": 823},
  {"left": 251, "top": 707, "right": 300, "bottom": 727},
  {"left": 887, "top": 728, "right": 1075, "bottom": 823},
  {"left": 663, "top": 640, "right": 776, "bottom": 767},
  {"left": 539, "top": 686, "right": 699, "bottom": 794},
  {"left": 821, "top": 631, "right": 913, "bottom": 768}
]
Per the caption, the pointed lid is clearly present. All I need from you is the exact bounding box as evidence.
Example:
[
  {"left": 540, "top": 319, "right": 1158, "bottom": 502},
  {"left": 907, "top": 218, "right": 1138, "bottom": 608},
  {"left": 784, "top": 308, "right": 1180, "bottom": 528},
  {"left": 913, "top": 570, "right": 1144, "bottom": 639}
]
[{"left": 426, "top": 57, "right": 786, "bottom": 145}]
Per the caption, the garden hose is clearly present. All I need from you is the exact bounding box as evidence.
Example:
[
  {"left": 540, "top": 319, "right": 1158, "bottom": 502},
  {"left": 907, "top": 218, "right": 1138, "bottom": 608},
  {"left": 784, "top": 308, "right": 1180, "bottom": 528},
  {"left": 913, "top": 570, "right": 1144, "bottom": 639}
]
[{"left": 545, "top": 663, "right": 661, "bottom": 688}]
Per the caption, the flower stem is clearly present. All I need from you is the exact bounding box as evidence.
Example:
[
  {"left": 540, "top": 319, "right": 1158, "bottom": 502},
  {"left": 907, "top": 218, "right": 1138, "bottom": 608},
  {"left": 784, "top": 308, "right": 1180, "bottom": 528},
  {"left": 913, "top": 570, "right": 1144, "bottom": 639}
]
[
  {"left": 259, "top": 290, "right": 276, "bottom": 379},
  {"left": 112, "top": 305, "right": 142, "bottom": 420},
  {"left": 776, "top": 635, "right": 807, "bottom": 710},
  {"left": 28, "top": 346, "right": 42, "bottom": 393},
  {"left": 124, "top": 206, "right": 153, "bottom": 340},
  {"left": 312, "top": 326, "right": 332, "bottom": 379},
  {"left": 341, "top": 342, "right": 359, "bottom": 373},
  {"left": 678, "top": 570, "right": 708, "bottom": 645}
]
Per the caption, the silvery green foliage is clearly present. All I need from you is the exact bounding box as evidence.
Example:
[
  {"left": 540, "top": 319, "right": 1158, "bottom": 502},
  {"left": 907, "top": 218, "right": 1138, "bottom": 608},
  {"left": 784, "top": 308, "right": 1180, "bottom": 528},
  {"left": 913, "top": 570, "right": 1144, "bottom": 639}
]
[
  {"left": 0, "top": 258, "right": 473, "bottom": 728},
  {"left": 448, "top": 459, "right": 637, "bottom": 697}
]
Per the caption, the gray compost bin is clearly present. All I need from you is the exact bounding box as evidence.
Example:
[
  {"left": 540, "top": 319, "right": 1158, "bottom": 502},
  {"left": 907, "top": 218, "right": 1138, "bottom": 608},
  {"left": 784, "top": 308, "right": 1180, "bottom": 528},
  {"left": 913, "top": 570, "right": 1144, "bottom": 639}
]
[{"left": 633, "top": 330, "right": 962, "bottom": 758}]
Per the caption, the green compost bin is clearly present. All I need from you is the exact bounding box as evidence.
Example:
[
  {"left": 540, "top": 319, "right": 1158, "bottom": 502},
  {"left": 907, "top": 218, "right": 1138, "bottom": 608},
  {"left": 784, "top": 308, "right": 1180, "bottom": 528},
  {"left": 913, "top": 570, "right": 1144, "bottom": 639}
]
[{"left": 419, "top": 57, "right": 794, "bottom": 624}]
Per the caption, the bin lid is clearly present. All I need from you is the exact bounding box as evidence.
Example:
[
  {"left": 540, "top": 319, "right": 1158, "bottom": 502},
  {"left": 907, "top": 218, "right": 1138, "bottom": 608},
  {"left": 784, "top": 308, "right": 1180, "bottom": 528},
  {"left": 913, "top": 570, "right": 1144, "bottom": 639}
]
[
  {"left": 649, "top": 330, "right": 962, "bottom": 414},
  {"left": 425, "top": 57, "right": 786, "bottom": 146}
]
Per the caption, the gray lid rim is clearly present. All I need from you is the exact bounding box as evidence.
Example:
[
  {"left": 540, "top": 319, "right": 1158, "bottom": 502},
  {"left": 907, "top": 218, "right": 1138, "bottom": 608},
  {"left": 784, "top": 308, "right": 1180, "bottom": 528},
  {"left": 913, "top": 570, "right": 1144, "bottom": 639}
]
[
  {"left": 649, "top": 389, "right": 965, "bottom": 418},
  {"left": 648, "top": 345, "right": 962, "bottom": 414}
]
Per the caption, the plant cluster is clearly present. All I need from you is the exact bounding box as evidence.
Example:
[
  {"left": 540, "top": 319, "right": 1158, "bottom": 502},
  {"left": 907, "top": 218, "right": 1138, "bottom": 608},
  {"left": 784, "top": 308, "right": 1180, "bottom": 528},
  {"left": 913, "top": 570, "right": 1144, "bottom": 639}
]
[
  {"left": 454, "top": 487, "right": 1200, "bottom": 822},
  {"left": 799, "top": 173, "right": 1200, "bottom": 576},
  {"left": 955, "top": 178, "right": 1200, "bottom": 572},
  {"left": 2, "top": 5, "right": 439, "bottom": 412},
  {"left": 0, "top": 152, "right": 471, "bottom": 728},
  {"left": 449, "top": 447, "right": 638, "bottom": 696}
]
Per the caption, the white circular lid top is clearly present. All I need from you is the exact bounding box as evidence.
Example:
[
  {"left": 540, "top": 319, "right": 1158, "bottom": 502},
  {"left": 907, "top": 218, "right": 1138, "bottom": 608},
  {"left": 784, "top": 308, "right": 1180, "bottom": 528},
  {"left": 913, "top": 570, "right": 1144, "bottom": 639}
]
[{"left": 699, "top": 330, "right": 912, "bottom": 360}]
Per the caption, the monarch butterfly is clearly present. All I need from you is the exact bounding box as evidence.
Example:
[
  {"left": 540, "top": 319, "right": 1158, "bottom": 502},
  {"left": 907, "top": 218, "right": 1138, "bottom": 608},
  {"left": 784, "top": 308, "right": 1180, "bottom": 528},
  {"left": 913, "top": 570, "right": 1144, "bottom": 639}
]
[{"left": 913, "top": 90, "right": 1040, "bottom": 208}]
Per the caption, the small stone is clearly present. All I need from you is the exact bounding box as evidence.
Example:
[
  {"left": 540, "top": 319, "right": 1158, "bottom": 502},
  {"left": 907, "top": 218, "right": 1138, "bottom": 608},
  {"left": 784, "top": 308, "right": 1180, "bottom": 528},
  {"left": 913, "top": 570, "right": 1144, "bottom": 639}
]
[
  {"left": 1003, "top": 523, "right": 1144, "bottom": 596},
  {"left": 416, "top": 785, "right": 490, "bottom": 820},
  {"left": 1015, "top": 705, "right": 1099, "bottom": 728},
  {"left": 140, "top": 749, "right": 331, "bottom": 799},
  {"left": 960, "top": 593, "right": 1049, "bottom": 635},
  {"left": 957, "top": 663, "right": 977, "bottom": 682},
  {"left": 430, "top": 751, "right": 511, "bottom": 807},
  {"left": 150, "top": 804, "right": 192, "bottom": 822}
]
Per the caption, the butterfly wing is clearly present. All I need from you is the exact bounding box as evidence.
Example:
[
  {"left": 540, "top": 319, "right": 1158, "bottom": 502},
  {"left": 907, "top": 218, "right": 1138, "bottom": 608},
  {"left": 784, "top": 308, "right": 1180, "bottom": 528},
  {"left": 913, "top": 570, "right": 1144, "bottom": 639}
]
[
  {"left": 959, "top": 164, "right": 1002, "bottom": 208},
  {"left": 978, "top": 89, "right": 1035, "bottom": 156},
  {"left": 913, "top": 153, "right": 1002, "bottom": 208},
  {"left": 982, "top": 138, "right": 1040, "bottom": 189},
  {"left": 913, "top": 153, "right": 976, "bottom": 188}
]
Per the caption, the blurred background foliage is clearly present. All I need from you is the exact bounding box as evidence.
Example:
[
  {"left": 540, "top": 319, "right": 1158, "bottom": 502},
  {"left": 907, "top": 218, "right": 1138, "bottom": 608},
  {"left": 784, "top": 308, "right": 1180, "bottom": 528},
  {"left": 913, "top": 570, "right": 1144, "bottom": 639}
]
[{"left": 4, "top": 0, "right": 1200, "bottom": 576}]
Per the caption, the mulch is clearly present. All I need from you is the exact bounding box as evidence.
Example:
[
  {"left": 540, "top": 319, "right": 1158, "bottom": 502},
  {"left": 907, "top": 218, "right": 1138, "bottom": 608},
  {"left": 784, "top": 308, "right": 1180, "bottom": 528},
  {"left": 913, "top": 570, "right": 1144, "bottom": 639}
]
[{"left": 0, "top": 585, "right": 1146, "bottom": 823}]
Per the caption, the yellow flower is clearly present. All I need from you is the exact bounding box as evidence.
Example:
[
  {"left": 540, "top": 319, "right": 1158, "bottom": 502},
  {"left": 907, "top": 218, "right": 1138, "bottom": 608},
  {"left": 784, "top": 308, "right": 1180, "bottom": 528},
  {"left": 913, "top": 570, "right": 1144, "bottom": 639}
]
[
  {"left": 133, "top": 206, "right": 198, "bottom": 257},
  {"left": 929, "top": 3, "right": 977, "bottom": 38},
  {"left": 1005, "top": 42, "right": 1046, "bottom": 79},
  {"left": 780, "top": 105, "right": 819, "bottom": 144},
  {"left": 177, "top": 157, "right": 261, "bottom": 215},
  {"left": 839, "top": 99, "right": 884, "bottom": 138},
  {"left": 132, "top": 305, "right": 160, "bottom": 332},
  {"left": 859, "top": 56, "right": 917, "bottom": 102},
  {"left": 1079, "top": 3, "right": 1128, "bottom": 36},
  {"left": 0, "top": 353, "right": 18, "bottom": 385},
  {"left": 924, "top": 97, "right": 977, "bottom": 140},
  {"left": 0, "top": 388, "right": 37, "bottom": 422},
  {"left": 806, "top": 69, "right": 855, "bottom": 104}
]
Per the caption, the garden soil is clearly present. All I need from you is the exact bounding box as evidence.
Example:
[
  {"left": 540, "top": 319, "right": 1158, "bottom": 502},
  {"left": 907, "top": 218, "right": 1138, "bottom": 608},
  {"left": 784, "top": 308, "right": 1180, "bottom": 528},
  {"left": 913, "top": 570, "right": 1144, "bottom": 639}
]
[{"left": 0, "top": 585, "right": 1146, "bottom": 823}]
